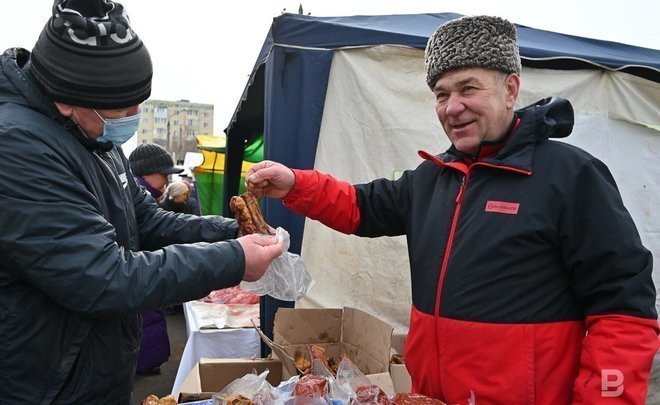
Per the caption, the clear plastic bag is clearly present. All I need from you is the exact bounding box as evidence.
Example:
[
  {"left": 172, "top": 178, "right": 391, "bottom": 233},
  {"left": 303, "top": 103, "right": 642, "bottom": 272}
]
[
  {"left": 213, "top": 369, "right": 274, "bottom": 405},
  {"left": 240, "top": 227, "right": 315, "bottom": 301}
]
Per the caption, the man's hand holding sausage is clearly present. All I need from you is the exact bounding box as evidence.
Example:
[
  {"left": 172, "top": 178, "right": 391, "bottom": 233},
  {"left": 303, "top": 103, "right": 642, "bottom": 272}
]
[{"left": 245, "top": 160, "right": 295, "bottom": 199}]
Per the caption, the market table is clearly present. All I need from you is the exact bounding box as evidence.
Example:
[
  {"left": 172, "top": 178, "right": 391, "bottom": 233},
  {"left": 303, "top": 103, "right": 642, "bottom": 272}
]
[{"left": 171, "top": 300, "right": 261, "bottom": 396}]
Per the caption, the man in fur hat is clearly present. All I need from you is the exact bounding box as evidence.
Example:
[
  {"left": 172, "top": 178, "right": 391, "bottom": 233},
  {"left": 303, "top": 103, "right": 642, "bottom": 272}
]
[{"left": 244, "top": 15, "right": 658, "bottom": 404}]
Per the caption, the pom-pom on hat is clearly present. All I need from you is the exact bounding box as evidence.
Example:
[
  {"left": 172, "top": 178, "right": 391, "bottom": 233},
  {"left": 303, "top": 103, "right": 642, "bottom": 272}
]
[
  {"left": 30, "top": 0, "right": 152, "bottom": 109},
  {"left": 424, "top": 15, "right": 522, "bottom": 90},
  {"left": 128, "top": 143, "right": 184, "bottom": 176}
]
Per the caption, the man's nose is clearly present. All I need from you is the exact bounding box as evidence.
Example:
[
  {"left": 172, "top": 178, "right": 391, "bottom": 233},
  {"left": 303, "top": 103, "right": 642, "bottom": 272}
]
[{"left": 445, "top": 94, "right": 465, "bottom": 116}]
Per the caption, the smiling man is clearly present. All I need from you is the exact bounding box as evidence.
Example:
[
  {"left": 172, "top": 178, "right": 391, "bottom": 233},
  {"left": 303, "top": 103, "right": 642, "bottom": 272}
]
[{"left": 243, "top": 15, "right": 658, "bottom": 404}]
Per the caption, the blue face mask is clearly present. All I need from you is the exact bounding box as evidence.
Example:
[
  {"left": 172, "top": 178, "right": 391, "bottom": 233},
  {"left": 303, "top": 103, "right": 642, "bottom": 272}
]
[{"left": 93, "top": 108, "right": 142, "bottom": 145}]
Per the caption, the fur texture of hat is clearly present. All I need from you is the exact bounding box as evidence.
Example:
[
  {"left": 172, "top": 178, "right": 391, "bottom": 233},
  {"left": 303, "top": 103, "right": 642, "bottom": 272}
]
[{"left": 425, "top": 15, "right": 522, "bottom": 89}]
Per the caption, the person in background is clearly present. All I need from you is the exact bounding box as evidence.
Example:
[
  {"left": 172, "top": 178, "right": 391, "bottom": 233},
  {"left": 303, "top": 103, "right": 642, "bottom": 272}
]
[
  {"left": 129, "top": 142, "right": 183, "bottom": 202},
  {"left": 160, "top": 181, "right": 193, "bottom": 214},
  {"left": 127, "top": 143, "right": 184, "bottom": 375},
  {"left": 0, "top": 0, "right": 283, "bottom": 403},
  {"left": 183, "top": 178, "right": 202, "bottom": 215},
  {"left": 245, "top": 15, "right": 658, "bottom": 404}
]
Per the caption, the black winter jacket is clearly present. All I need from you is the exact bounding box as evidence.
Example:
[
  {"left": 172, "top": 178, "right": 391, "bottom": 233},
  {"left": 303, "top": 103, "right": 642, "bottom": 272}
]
[
  {"left": 0, "top": 48, "right": 244, "bottom": 404},
  {"left": 283, "top": 97, "right": 658, "bottom": 403}
]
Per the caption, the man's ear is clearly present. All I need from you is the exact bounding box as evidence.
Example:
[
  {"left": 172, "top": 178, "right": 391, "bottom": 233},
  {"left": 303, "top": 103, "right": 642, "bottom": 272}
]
[
  {"left": 505, "top": 73, "right": 521, "bottom": 109},
  {"left": 54, "top": 102, "right": 74, "bottom": 117}
]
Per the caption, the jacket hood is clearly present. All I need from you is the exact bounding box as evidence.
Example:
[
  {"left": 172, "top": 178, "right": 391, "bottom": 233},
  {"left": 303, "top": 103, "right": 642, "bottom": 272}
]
[
  {"left": 1, "top": 47, "right": 113, "bottom": 152},
  {"left": 515, "top": 96, "right": 574, "bottom": 141},
  {"left": 489, "top": 97, "right": 574, "bottom": 170},
  {"left": 0, "top": 48, "right": 61, "bottom": 120}
]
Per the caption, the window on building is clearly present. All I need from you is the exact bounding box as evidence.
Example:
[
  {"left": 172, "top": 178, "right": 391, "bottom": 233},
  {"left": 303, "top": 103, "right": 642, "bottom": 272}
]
[{"left": 154, "top": 107, "right": 167, "bottom": 117}]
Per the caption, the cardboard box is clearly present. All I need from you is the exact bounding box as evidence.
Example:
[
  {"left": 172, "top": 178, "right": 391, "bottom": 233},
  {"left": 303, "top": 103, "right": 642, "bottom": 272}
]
[
  {"left": 256, "top": 307, "right": 394, "bottom": 393},
  {"left": 390, "top": 364, "right": 412, "bottom": 394},
  {"left": 391, "top": 331, "right": 407, "bottom": 355},
  {"left": 389, "top": 331, "right": 412, "bottom": 393},
  {"left": 176, "top": 357, "right": 282, "bottom": 402}
]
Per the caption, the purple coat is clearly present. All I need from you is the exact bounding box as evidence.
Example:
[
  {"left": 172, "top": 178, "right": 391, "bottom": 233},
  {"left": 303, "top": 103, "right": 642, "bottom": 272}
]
[{"left": 136, "top": 309, "right": 170, "bottom": 373}]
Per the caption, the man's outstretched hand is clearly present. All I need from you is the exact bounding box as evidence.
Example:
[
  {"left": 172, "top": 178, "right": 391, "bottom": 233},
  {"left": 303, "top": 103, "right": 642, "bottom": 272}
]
[{"left": 245, "top": 160, "right": 295, "bottom": 199}]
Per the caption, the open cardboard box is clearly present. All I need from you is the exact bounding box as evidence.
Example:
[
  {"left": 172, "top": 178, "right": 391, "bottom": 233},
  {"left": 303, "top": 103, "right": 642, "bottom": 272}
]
[
  {"left": 176, "top": 357, "right": 282, "bottom": 403},
  {"left": 390, "top": 331, "right": 412, "bottom": 393},
  {"left": 256, "top": 307, "right": 396, "bottom": 395}
]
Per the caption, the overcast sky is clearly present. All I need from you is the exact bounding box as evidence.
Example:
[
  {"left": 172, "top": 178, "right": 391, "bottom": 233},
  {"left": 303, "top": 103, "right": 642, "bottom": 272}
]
[{"left": 2, "top": 0, "right": 658, "bottom": 135}]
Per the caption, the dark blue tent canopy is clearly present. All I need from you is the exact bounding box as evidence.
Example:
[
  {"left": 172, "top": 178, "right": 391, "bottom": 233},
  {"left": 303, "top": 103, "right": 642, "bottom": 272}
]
[{"left": 222, "top": 12, "right": 660, "bottom": 354}]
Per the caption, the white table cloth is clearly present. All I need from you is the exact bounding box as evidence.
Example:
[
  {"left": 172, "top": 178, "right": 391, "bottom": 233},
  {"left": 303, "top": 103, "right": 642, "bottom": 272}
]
[{"left": 171, "top": 301, "right": 260, "bottom": 396}]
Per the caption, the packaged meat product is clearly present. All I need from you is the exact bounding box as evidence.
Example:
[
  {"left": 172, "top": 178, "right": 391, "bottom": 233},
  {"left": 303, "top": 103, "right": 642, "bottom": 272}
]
[
  {"left": 391, "top": 393, "right": 447, "bottom": 405},
  {"left": 200, "top": 286, "right": 260, "bottom": 305},
  {"left": 293, "top": 374, "right": 329, "bottom": 397},
  {"left": 352, "top": 384, "right": 391, "bottom": 405}
]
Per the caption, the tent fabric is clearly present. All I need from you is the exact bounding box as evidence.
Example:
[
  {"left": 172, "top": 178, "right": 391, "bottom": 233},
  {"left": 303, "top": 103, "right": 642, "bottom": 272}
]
[
  {"left": 223, "top": 12, "right": 660, "bottom": 337},
  {"left": 268, "top": 13, "right": 660, "bottom": 76},
  {"left": 261, "top": 47, "right": 334, "bottom": 253}
]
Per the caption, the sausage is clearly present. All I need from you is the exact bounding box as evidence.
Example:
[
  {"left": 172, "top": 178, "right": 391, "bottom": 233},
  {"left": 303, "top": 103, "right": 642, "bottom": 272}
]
[{"left": 229, "top": 192, "right": 274, "bottom": 235}]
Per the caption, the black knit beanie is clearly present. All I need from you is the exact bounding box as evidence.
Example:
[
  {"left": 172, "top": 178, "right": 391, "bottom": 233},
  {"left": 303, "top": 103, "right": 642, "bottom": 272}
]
[
  {"left": 30, "top": 0, "right": 152, "bottom": 109},
  {"left": 128, "top": 143, "right": 184, "bottom": 176}
]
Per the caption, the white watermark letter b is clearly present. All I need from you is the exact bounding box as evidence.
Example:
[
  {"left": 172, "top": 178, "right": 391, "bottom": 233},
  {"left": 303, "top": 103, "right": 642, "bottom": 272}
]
[{"left": 601, "top": 369, "right": 624, "bottom": 397}]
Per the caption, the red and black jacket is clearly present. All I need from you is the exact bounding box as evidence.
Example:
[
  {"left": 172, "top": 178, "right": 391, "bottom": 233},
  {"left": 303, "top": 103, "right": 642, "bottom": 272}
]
[{"left": 283, "top": 97, "right": 659, "bottom": 404}]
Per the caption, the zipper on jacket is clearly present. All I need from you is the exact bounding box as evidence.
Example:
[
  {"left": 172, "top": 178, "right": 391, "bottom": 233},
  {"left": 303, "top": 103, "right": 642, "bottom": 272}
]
[
  {"left": 455, "top": 175, "right": 467, "bottom": 204},
  {"left": 434, "top": 173, "right": 468, "bottom": 317},
  {"left": 433, "top": 163, "right": 531, "bottom": 317}
]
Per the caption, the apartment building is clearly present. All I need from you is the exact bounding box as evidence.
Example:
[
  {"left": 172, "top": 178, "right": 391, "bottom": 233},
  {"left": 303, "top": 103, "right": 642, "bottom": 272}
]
[{"left": 138, "top": 99, "right": 214, "bottom": 164}]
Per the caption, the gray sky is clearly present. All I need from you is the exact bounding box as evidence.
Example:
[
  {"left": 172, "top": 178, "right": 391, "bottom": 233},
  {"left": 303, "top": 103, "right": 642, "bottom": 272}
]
[{"left": 2, "top": 0, "right": 658, "bottom": 135}]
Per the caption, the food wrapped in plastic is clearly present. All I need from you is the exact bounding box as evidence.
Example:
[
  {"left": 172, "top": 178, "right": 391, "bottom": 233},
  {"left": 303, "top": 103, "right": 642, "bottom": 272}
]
[
  {"left": 213, "top": 369, "right": 271, "bottom": 405},
  {"left": 293, "top": 374, "right": 329, "bottom": 397},
  {"left": 391, "top": 393, "right": 447, "bottom": 405},
  {"left": 141, "top": 395, "right": 177, "bottom": 405},
  {"left": 352, "top": 384, "right": 391, "bottom": 405},
  {"left": 200, "top": 286, "right": 260, "bottom": 304},
  {"left": 240, "top": 227, "right": 314, "bottom": 301}
]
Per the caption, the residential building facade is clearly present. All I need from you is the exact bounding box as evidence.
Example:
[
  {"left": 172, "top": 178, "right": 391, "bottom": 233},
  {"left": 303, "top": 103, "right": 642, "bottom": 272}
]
[{"left": 138, "top": 99, "right": 214, "bottom": 164}]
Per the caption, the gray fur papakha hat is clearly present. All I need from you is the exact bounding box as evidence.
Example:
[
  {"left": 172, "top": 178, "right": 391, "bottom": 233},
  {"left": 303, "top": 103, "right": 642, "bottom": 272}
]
[{"left": 424, "top": 15, "right": 522, "bottom": 89}]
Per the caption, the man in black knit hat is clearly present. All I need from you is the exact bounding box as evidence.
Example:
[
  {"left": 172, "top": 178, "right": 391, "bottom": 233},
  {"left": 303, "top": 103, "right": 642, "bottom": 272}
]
[
  {"left": 0, "top": 0, "right": 283, "bottom": 403},
  {"left": 129, "top": 143, "right": 185, "bottom": 201}
]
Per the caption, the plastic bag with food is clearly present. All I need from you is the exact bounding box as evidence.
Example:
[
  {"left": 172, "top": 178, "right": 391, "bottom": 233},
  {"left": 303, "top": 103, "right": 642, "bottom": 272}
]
[
  {"left": 240, "top": 227, "right": 315, "bottom": 301},
  {"left": 213, "top": 369, "right": 274, "bottom": 405}
]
